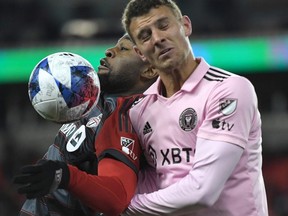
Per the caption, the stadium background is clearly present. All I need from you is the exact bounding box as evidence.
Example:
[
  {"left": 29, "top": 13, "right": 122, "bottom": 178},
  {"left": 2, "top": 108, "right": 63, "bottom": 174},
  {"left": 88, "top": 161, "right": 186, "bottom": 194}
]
[{"left": 0, "top": 0, "right": 288, "bottom": 215}]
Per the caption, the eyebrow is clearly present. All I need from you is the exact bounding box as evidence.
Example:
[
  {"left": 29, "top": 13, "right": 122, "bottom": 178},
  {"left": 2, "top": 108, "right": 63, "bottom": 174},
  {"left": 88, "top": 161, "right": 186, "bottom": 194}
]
[
  {"left": 123, "top": 34, "right": 132, "bottom": 41},
  {"left": 137, "top": 17, "right": 169, "bottom": 40}
]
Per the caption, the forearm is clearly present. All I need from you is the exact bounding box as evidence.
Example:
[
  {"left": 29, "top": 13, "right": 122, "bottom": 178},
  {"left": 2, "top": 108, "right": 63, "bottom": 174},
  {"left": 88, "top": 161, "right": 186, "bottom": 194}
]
[
  {"left": 68, "top": 158, "right": 138, "bottom": 216},
  {"left": 123, "top": 138, "right": 243, "bottom": 215}
]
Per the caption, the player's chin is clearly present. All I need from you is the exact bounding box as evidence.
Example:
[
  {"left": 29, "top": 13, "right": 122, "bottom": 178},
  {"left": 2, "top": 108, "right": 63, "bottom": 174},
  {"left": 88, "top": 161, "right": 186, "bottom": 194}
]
[{"left": 98, "top": 75, "right": 109, "bottom": 91}]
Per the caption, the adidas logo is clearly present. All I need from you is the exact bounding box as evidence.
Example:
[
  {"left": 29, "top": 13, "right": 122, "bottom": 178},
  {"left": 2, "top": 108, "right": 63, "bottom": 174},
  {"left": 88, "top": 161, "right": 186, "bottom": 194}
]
[{"left": 143, "top": 122, "right": 152, "bottom": 135}]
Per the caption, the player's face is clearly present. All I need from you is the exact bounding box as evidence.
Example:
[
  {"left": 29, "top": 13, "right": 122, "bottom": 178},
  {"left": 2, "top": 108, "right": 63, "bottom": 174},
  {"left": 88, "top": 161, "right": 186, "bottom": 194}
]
[
  {"left": 97, "top": 35, "right": 148, "bottom": 94},
  {"left": 129, "top": 6, "right": 192, "bottom": 71}
]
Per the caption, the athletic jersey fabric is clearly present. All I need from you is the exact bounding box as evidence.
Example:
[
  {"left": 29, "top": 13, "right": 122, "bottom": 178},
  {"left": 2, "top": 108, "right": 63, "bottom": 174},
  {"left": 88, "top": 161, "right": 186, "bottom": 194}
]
[
  {"left": 127, "top": 58, "right": 268, "bottom": 216},
  {"left": 20, "top": 94, "right": 143, "bottom": 216}
]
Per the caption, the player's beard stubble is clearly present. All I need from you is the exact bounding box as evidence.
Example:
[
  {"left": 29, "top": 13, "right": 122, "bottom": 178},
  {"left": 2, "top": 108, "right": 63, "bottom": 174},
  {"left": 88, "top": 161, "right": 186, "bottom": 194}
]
[{"left": 98, "top": 71, "right": 137, "bottom": 95}]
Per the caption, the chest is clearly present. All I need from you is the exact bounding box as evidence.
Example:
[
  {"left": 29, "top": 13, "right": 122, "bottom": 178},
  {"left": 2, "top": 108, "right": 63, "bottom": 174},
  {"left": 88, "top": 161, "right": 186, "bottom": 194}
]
[{"left": 139, "top": 93, "right": 208, "bottom": 167}]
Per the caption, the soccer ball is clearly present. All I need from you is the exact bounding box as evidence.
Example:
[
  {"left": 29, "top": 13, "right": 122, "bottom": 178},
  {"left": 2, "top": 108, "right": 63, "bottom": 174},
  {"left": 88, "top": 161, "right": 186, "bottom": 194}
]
[{"left": 28, "top": 52, "right": 100, "bottom": 123}]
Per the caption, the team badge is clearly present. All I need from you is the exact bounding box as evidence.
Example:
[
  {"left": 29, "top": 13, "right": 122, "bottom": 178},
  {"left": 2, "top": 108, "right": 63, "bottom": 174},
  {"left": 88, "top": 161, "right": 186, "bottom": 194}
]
[
  {"left": 179, "top": 108, "right": 197, "bottom": 131},
  {"left": 219, "top": 98, "right": 237, "bottom": 115},
  {"left": 121, "top": 136, "right": 137, "bottom": 160},
  {"left": 66, "top": 125, "right": 86, "bottom": 152},
  {"left": 86, "top": 113, "right": 103, "bottom": 128}
]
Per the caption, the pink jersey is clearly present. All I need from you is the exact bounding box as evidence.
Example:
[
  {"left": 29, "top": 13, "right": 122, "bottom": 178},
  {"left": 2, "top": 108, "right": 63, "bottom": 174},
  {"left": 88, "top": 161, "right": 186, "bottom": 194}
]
[{"left": 128, "top": 58, "right": 268, "bottom": 216}]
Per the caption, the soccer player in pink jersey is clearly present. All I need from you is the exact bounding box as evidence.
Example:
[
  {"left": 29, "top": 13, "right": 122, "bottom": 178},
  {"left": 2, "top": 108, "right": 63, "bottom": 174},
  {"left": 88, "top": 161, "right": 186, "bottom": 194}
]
[{"left": 121, "top": 0, "right": 268, "bottom": 215}]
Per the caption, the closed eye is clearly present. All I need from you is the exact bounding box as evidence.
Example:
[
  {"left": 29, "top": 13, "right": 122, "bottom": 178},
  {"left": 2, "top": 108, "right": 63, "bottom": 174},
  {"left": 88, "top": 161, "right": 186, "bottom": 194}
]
[
  {"left": 138, "top": 29, "right": 152, "bottom": 43},
  {"left": 120, "top": 46, "right": 129, "bottom": 51},
  {"left": 157, "top": 18, "right": 169, "bottom": 30}
]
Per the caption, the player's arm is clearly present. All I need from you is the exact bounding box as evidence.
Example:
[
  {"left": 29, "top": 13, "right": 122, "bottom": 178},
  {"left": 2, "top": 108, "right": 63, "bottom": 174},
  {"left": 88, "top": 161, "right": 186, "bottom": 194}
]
[
  {"left": 68, "top": 157, "right": 138, "bottom": 216},
  {"left": 123, "top": 76, "right": 256, "bottom": 215},
  {"left": 122, "top": 138, "right": 243, "bottom": 216}
]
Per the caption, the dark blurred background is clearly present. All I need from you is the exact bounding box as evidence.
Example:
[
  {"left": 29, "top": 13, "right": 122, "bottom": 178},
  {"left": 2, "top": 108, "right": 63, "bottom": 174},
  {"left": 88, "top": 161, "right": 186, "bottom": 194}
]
[{"left": 1, "top": 0, "right": 288, "bottom": 215}]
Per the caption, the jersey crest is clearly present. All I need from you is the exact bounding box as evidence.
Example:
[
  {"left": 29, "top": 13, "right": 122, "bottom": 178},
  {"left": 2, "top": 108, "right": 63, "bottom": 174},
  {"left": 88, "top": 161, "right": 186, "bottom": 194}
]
[
  {"left": 179, "top": 108, "right": 197, "bottom": 131},
  {"left": 66, "top": 125, "right": 86, "bottom": 152}
]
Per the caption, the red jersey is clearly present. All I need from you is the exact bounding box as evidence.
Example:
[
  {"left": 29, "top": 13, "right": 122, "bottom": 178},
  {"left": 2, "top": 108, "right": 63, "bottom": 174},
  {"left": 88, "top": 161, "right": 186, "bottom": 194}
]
[
  {"left": 96, "top": 96, "right": 142, "bottom": 173},
  {"left": 67, "top": 95, "right": 144, "bottom": 216}
]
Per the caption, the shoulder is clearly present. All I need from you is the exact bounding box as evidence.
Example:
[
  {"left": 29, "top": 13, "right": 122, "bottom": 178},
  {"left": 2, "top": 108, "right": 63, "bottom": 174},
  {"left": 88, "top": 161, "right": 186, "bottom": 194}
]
[
  {"left": 207, "top": 70, "right": 258, "bottom": 113},
  {"left": 207, "top": 66, "right": 256, "bottom": 95},
  {"left": 129, "top": 94, "right": 153, "bottom": 116},
  {"left": 54, "top": 101, "right": 105, "bottom": 147},
  {"left": 222, "top": 74, "right": 257, "bottom": 99},
  {"left": 116, "top": 94, "right": 146, "bottom": 112}
]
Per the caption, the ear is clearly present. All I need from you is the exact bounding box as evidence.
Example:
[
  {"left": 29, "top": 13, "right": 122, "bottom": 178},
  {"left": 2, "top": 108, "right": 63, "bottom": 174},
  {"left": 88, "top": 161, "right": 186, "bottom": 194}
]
[
  {"left": 182, "top": 15, "right": 192, "bottom": 37},
  {"left": 133, "top": 45, "right": 147, "bottom": 62},
  {"left": 141, "top": 66, "right": 158, "bottom": 80}
]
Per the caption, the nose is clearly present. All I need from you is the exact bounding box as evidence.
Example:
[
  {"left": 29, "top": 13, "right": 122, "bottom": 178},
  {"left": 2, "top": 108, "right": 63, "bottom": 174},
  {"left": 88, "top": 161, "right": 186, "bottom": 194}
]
[
  {"left": 105, "top": 48, "right": 115, "bottom": 58},
  {"left": 152, "top": 30, "right": 165, "bottom": 46}
]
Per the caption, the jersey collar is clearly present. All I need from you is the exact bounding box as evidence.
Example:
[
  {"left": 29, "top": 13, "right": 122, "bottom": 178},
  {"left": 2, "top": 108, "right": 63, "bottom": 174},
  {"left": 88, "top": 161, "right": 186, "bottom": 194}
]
[{"left": 144, "top": 57, "right": 210, "bottom": 95}]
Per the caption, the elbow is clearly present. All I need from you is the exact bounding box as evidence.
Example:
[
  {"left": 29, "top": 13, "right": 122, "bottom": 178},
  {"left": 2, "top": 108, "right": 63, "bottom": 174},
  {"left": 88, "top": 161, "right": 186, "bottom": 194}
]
[
  {"left": 198, "top": 197, "right": 217, "bottom": 208},
  {"left": 96, "top": 199, "right": 129, "bottom": 216},
  {"left": 196, "top": 188, "right": 221, "bottom": 208},
  {"left": 191, "top": 177, "right": 224, "bottom": 208}
]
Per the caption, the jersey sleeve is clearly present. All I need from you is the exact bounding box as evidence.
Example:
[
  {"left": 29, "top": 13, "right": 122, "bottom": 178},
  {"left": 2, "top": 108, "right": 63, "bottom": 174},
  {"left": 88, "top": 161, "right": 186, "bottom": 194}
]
[
  {"left": 96, "top": 95, "right": 144, "bottom": 174},
  {"left": 122, "top": 138, "right": 243, "bottom": 216},
  {"left": 66, "top": 95, "right": 143, "bottom": 215},
  {"left": 68, "top": 156, "right": 138, "bottom": 215},
  {"left": 197, "top": 75, "right": 260, "bottom": 148}
]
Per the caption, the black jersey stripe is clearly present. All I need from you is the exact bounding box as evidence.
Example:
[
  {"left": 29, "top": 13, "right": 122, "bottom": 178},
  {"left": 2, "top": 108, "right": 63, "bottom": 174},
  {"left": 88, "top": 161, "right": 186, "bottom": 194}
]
[
  {"left": 204, "top": 67, "right": 231, "bottom": 82},
  {"left": 204, "top": 75, "right": 226, "bottom": 82},
  {"left": 118, "top": 98, "right": 130, "bottom": 132},
  {"left": 118, "top": 95, "right": 143, "bottom": 132},
  {"left": 209, "top": 67, "right": 231, "bottom": 77},
  {"left": 206, "top": 71, "right": 228, "bottom": 79},
  {"left": 98, "top": 149, "right": 138, "bottom": 174}
]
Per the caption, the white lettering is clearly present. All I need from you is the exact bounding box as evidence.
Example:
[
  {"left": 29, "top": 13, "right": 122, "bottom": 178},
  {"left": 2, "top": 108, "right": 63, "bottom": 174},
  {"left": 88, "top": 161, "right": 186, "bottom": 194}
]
[{"left": 60, "top": 123, "right": 77, "bottom": 137}]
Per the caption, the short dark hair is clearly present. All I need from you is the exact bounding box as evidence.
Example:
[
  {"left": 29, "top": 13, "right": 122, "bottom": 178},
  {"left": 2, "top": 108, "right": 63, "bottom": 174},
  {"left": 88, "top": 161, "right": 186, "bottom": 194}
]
[{"left": 122, "top": 0, "right": 182, "bottom": 40}]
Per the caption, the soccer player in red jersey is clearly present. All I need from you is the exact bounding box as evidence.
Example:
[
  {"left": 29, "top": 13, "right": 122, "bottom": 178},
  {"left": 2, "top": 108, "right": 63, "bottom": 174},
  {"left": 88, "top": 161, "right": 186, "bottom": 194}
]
[{"left": 14, "top": 34, "right": 158, "bottom": 216}]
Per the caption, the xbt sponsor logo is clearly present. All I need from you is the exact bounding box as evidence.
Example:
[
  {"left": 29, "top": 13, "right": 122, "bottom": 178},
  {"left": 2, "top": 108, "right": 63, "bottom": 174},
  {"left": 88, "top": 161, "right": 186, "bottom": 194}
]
[{"left": 148, "top": 145, "right": 195, "bottom": 167}]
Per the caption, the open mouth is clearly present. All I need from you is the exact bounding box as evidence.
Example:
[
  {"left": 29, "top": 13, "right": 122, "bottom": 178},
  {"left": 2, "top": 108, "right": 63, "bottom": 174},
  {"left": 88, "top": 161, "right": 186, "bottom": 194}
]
[
  {"left": 98, "top": 59, "right": 110, "bottom": 72},
  {"left": 159, "top": 48, "right": 172, "bottom": 57}
]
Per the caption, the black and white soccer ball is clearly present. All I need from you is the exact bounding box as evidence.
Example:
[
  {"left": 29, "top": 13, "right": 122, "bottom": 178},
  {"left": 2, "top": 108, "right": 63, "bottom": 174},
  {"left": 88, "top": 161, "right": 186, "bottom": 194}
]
[{"left": 28, "top": 52, "right": 100, "bottom": 123}]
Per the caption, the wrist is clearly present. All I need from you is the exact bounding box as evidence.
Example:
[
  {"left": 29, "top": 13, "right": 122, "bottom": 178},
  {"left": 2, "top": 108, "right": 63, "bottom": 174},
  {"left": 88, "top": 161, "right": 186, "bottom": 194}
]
[{"left": 56, "top": 161, "right": 70, "bottom": 189}]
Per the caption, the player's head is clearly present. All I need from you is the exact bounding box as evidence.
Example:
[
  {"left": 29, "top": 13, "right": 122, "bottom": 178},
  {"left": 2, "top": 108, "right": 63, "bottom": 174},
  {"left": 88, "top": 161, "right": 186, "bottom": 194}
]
[
  {"left": 122, "top": 0, "right": 193, "bottom": 71},
  {"left": 97, "top": 33, "right": 158, "bottom": 96},
  {"left": 122, "top": 0, "right": 182, "bottom": 39}
]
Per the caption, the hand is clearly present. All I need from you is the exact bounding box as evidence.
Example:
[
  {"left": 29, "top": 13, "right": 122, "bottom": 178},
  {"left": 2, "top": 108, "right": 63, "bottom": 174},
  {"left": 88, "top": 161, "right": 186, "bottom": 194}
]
[{"left": 13, "top": 159, "right": 70, "bottom": 199}]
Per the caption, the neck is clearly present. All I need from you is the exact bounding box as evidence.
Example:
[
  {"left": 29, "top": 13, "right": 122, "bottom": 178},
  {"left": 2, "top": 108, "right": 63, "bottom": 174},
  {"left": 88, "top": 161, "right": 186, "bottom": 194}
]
[
  {"left": 159, "top": 57, "right": 198, "bottom": 98},
  {"left": 106, "top": 84, "right": 149, "bottom": 98}
]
